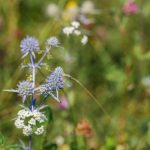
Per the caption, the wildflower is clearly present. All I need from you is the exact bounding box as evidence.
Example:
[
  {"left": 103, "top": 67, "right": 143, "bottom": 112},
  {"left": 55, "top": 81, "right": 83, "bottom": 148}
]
[
  {"left": 123, "top": 0, "right": 139, "bottom": 15},
  {"left": 141, "top": 76, "right": 150, "bottom": 87},
  {"left": 46, "top": 36, "right": 60, "bottom": 47},
  {"left": 37, "top": 67, "right": 64, "bottom": 102},
  {"left": 74, "top": 30, "right": 81, "bottom": 36},
  {"left": 80, "top": 1, "right": 99, "bottom": 14},
  {"left": 71, "top": 21, "right": 80, "bottom": 28},
  {"left": 46, "top": 67, "right": 64, "bottom": 92},
  {"left": 23, "top": 125, "right": 32, "bottom": 136},
  {"left": 75, "top": 119, "right": 92, "bottom": 137},
  {"left": 63, "top": 27, "right": 75, "bottom": 36},
  {"left": 17, "top": 81, "right": 33, "bottom": 102},
  {"left": 15, "top": 118, "right": 25, "bottom": 129},
  {"left": 4, "top": 80, "right": 33, "bottom": 102},
  {"left": 63, "top": 22, "right": 88, "bottom": 45},
  {"left": 34, "top": 126, "right": 44, "bottom": 135},
  {"left": 20, "top": 36, "right": 39, "bottom": 58},
  {"left": 63, "top": 0, "right": 79, "bottom": 20},
  {"left": 59, "top": 96, "right": 69, "bottom": 110},
  {"left": 17, "top": 109, "right": 27, "bottom": 119},
  {"left": 55, "top": 135, "right": 64, "bottom": 146},
  {"left": 37, "top": 84, "right": 47, "bottom": 95},
  {"left": 81, "top": 35, "right": 88, "bottom": 45},
  {"left": 15, "top": 108, "right": 47, "bottom": 136},
  {"left": 28, "top": 118, "right": 36, "bottom": 125},
  {"left": 58, "top": 144, "right": 70, "bottom": 150},
  {"left": 79, "top": 14, "right": 94, "bottom": 26},
  {"left": 46, "top": 3, "right": 60, "bottom": 18}
]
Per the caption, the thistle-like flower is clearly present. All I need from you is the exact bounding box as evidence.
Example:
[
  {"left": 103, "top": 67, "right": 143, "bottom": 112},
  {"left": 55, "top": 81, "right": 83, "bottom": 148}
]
[
  {"left": 37, "top": 67, "right": 64, "bottom": 102},
  {"left": 46, "top": 36, "right": 60, "bottom": 47},
  {"left": 46, "top": 67, "right": 64, "bottom": 92},
  {"left": 17, "top": 81, "right": 33, "bottom": 102},
  {"left": 20, "top": 36, "right": 39, "bottom": 58},
  {"left": 4, "top": 80, "right": 33, "bottom": 102}
]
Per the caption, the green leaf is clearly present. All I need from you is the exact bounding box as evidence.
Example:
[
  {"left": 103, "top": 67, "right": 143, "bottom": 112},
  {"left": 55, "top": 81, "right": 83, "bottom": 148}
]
[
  {"left": 44, "top": 143, "right": 57, "bottom": 150},
  {"left": 5, "top": 145, "right": 20, "bottom": 150},
  {"left": 43, "top": 106, "right": 53, "bottom": 123},
  {"left": 0, "top": 133, "right": 5, "bottom": 145}
]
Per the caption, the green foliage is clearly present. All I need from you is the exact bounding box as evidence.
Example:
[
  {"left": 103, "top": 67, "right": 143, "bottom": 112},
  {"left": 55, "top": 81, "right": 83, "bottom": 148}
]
[
  {"left": 44, "top": 106, "right": 53, "bottom": 123},
  {"left": 0, "top": 133, "right": 20, "bottom": 150},
  {"left": 0, "top": 0, "right": 150, "bottom": 149},
  {"left": 44, "top": 143, "right": 57, "bottom": 150}
]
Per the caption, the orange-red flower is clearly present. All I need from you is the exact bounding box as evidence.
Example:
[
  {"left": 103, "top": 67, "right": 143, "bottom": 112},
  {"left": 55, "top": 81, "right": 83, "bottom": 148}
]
[{"left": 75, "top": 119, "right": 92, "bottom": 137}]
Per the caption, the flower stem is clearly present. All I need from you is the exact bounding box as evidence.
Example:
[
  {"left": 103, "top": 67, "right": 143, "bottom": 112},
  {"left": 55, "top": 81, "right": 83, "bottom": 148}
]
[
  {"left": 28, "top": 135, "right": 32, "bottom": 150},
  {"left": 37, "top": 47, "right": 50, "bottom": 66},
  {"left": 29, "top": 54, "right": 36, "bottom": 149}
]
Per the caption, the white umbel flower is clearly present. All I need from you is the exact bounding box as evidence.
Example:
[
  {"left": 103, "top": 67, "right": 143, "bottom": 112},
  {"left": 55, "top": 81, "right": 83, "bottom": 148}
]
[
  {"left": 23, "top": 125, "right": 32, "bottom": 136},
  {"left": 74, "top": 30, "right": 81, "bottom": 36},
  {"left": 15, "top": 108, "right": 47, "bottom": 136},
  {"left": 55, "top": 135, "right": 64, "bottom": 146},
  {"left": 15, "top": 118, "right": 24, "bottom": 129},
  {"left": 80, "top": 0, "right": 99, "bottom": 14},
  {"left": 63, "top": 27, "right": 75, "bottom": 36},
  {"left": 28, "top": 118, "right": 36, "bottom": 125},
  {"left": 18, "top": 109, "right": 27, "bottom": 119},
  {"left": 63, "top": 21, "right": 88, "bottom": 45},
  {"left": 46, "top": 3, "right": 60, "bottom": 18},
  {"left": 71, "top": 21, "right": 80, "bottom": 28},
  {"left": 81, "top": 35, "right": 88, "bottom": 45},
  {"left": 35, "top": 126, "right": 44, "bottom": 135}
]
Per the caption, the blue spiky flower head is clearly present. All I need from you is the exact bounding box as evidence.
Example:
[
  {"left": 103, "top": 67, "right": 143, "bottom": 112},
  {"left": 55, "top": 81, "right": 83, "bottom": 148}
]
[
  {"left": 46, "top": 36, "right": 60, "bottom": 47},
  {"left": 46, "top": 67, "right": 64, "bottom": 92},
  {"left": 17, "top": 80, "right": 33, "bottom": 102},
  {"left": 20, "top": 36, "right": 39, "bottom": 58}
]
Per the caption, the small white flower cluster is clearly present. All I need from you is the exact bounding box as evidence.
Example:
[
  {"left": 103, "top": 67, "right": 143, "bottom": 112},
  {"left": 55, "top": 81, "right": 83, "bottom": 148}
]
[
  {"left": 62, "top": 21, "right": 88, "bottom": 45},
  {"left": 15, "top": 108, "right": 47, "bottom": 136},
  {"left": 81, "top": 35, "right": 88, "bottom": 45}
]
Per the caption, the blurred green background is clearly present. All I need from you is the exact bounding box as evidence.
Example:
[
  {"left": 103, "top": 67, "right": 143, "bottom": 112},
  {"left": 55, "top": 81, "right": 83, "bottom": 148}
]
[{"left": 0, "top": 0, "right": 150, "bottom": 149}]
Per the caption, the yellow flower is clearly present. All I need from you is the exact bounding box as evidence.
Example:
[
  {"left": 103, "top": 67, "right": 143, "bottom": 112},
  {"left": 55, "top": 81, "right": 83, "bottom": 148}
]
[
  {"left": 65, "top": 0, "right": 77, "bottom": 9},
  {"left": 63, "top": 0, "right": 79, "bottom": 21},
  {"left": 57, "top": 144, "right": 70, "bottom": 150}
]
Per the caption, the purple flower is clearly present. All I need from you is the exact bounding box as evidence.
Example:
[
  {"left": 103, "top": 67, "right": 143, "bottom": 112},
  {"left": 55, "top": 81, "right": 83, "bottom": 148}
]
[
  {"left": 46, "top": 36, "right": 60, "bottom": 47},
  {"left": 59, "top": 96, "right": 69, "bottom": 110},
  {"left": 123, "top": 0, "right": 139, "bottom": 15},
  {"left": 37, "top": 67, "right": 64, "bottom": 102},
  {"left": 20, "top": 36, "right": 39, "bottom": 58},
  {"left": 17, "top": 80, "right": 33, "bottom": 102},
  {"left": 46, "top": 67, "right": 64, "bottom": 92}
]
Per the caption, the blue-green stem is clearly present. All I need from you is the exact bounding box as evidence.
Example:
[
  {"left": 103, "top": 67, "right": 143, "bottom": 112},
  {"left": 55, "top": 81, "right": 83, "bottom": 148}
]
[{"left": 29, "top": 54, "right": 36, "bottom": 150}]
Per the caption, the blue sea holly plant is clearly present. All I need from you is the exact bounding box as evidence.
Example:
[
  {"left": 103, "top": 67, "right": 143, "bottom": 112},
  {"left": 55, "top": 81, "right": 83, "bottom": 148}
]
[{"left": 4, "top": 35, "right": 64, "bottom": 150}]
